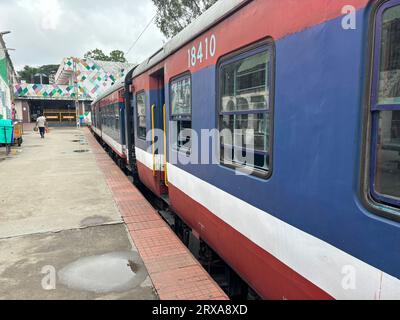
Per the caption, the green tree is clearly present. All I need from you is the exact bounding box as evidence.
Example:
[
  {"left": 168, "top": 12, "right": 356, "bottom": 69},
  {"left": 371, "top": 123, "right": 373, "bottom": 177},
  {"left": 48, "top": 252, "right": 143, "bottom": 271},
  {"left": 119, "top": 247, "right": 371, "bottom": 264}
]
[
  {"left": 84, "top": 49, "right": 110, "bottom": 61},
  {"left": 109, "top": 50, "right": 127, "bottom": 63},
  {"left": 18, "top": 64, "right": 59, "bottom": 83},
  {"left": 152, "top": 0, "right": 218, "bottom": 38},
  {"left": 38, "top": 64, "right": 59, "bottom": 77},
  {"left": 18, "top": 66, "right": 38, "bottom": 83},
  {"left": 84, "top": 49, "right": 127, "bottom": 62}
]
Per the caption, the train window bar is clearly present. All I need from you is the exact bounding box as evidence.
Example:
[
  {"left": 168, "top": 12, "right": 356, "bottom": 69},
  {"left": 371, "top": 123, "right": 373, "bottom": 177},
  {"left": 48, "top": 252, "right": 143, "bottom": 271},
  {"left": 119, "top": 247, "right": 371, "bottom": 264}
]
[
  {"left": 217, "top": 41, "right": 275, "bottom": 179},
  {"left": 170, "top": 73, "right": 192, "bottom": 154},
  {"left": 136, "top": 91, "right": 147, "bottom": 140},
  {"left": 369, "top": 0, "right": 400, "bottom": 210}
]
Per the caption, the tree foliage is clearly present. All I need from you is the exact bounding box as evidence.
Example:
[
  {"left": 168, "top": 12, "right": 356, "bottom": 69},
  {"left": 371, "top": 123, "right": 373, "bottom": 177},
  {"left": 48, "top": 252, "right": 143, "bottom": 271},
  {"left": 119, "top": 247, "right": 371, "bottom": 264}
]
[
  {"left": 18, "top": 49, "right": 127, "bottom": 83},
  {"left": 84, "top": 49, "right": 127, "bottom": 63},
  {"left": 109, "top": 50, "right": 127, "bottom": 63},
  {"left": 84, "top": 49, "right": 109, "bottom": 61},
  {"left": 18, "top": 64, "right": 59, "bottom": 83},
  {"left": 152, "top": 0, "right": 218, "bottom": 38}
]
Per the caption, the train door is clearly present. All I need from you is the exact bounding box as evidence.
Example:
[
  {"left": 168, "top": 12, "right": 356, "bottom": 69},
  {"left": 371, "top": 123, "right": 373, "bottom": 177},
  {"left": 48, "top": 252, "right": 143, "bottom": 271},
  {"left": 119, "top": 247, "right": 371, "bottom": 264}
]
[
  {"left": 99, "top": 105, "right": 102, "bottom": 133},
  {"left": 150, "top": 69, "right": 168, "bottom": 196}
]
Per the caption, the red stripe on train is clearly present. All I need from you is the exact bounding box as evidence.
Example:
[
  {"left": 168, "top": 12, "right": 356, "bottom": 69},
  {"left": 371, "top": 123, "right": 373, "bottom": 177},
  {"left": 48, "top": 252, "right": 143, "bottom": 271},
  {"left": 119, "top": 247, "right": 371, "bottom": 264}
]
[
  {"left": 136, "top": 161, "right": 167, "bottom": 197},
  {"left": 168, "top": 183, "right": 333, "bottom": 300},
  {"left": 102, "top": 138, "right": 126, "bottom": 159}
]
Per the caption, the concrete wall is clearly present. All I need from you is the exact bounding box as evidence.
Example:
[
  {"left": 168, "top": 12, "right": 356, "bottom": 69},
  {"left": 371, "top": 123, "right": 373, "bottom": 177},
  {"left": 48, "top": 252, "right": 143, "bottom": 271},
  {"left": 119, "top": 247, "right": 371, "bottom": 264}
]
[{"left": 0, "top": 75, "right": 11, "bottom": 119}]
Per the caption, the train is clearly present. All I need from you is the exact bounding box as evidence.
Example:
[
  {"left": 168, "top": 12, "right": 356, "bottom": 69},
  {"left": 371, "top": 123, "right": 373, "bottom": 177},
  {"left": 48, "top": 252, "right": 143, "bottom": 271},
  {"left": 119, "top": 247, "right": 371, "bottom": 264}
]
[{"left": 91, "top": 0, "right": 400, "bottom": 300}]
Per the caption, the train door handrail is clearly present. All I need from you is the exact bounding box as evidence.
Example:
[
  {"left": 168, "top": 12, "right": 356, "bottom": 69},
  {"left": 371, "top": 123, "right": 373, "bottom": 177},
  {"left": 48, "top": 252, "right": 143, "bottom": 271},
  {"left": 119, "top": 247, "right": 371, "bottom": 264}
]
[
  {"left": 163, "top": 104, "right": 168, "bottom": 186},
  {"left": 151, "top": 104, "right": 156, "bottom": 177}
]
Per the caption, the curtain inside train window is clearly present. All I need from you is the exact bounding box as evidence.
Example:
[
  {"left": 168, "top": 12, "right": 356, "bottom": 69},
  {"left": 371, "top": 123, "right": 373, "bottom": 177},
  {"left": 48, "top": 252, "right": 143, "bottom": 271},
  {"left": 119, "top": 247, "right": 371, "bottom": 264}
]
[
  {"left": 136, "top": 92, "right": 146, "bottom": 140},
  {"left": 372, "top": 2, "right": 400, "bottom": 207},
  {"left": 378, "top": 5, "right": 400, "bottom": 105},
  {"left": 115, "top": 103, "right": 120, "bottom": 143},
  {"left": 219, "top": 45, "right": 273, "bottom": 177},
  {"left": 170, "top": 75, "right": 192, "bottom": 153}
]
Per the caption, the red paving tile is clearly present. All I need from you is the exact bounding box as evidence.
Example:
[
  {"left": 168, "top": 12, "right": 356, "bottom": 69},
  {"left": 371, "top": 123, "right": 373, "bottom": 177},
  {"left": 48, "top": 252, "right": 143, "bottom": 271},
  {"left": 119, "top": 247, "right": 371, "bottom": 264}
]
[
  {"left": 126, "top": 220, "right": 166, "bottom": 231},
  {"left": 84, "top": 129, "right": 228, "bottom": 301}
]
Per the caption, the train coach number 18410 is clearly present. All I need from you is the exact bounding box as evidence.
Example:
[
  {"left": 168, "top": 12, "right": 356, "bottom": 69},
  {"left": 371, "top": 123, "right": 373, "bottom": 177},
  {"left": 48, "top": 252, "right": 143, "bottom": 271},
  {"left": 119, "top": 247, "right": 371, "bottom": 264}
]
[{"left": 187, "top": 34, "right": 217, "bottom": 68}]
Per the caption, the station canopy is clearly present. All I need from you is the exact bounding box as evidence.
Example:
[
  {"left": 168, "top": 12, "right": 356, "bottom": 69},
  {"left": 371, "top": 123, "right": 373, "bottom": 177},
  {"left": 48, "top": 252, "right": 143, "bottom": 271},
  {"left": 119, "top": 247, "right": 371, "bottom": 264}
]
[{"left": 14, "top": 58, "right": 135, "bottom": 102}]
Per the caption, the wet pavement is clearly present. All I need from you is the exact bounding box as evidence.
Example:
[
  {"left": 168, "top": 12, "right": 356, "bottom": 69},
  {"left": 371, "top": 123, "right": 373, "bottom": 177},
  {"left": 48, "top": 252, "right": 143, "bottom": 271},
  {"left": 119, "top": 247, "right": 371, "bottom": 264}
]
[
  {"left": 0, "top": 128, "right": 121, "bottom": 238},
  {"left": 58, "top": 251, "right": 148, "bottom": 294},
  {"left": 0, "top": 127, "right": 157, "bottom": 300},
  {"left": 85, "top": 129, "right": 229, "bottom": 300}
]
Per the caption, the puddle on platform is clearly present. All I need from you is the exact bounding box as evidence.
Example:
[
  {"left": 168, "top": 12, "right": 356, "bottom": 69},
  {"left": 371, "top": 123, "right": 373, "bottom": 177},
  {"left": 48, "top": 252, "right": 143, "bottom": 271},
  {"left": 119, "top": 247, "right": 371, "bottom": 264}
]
[
  {"left": 61, "top": 149, "right": 91, "bottom": 154},
  {"left": 74, "top": 150, "right": 90, "bottom": 153},
  {"left": 58, "top": 252, "right": 147, "bottom": 293},
  {"left": 72, "top": 139, "right": 88, "bottom": 145}
]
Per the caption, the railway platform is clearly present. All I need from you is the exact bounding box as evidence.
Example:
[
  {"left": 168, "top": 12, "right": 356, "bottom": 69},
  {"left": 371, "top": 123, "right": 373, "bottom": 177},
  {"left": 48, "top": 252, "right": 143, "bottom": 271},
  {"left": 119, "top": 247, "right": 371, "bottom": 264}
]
[{"left": 0, "top": 126, "right": 227, "bottom": 300}]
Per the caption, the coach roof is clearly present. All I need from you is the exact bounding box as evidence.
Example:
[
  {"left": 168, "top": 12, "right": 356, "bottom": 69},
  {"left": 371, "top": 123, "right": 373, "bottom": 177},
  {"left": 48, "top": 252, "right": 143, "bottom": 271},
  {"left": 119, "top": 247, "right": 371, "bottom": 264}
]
[
  {"left": 131, "top": 0, "right": 249, "bottom": 79},
  {"left": 93, "top": 0, "right": 248, "bottom": 105}
]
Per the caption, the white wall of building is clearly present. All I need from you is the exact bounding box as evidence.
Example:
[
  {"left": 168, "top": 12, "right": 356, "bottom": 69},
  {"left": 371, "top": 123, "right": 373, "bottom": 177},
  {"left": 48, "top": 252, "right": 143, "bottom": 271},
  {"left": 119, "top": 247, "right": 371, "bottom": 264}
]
[{"left": 0, "top": 76, "right": 11, "bottom": 119}]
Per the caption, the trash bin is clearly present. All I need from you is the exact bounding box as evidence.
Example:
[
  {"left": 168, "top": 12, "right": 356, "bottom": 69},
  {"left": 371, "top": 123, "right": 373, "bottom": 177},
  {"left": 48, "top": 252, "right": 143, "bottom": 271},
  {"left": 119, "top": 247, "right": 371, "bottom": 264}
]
[{"left": 0, "top": 119, "right": 13, "bottom": 145}]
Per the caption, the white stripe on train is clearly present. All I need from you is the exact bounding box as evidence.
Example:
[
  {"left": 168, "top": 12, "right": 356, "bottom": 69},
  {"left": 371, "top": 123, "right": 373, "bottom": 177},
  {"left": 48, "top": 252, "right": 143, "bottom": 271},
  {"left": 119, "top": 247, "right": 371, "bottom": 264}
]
[
  {"left": 101, "top": 131, "right": 125, "bottom": 157},
  {"left": 135, "top": 146, "right": 164, "bottom": 171},
  {"left": 92, "top": 126, "right": 102, "bottom": 138}
]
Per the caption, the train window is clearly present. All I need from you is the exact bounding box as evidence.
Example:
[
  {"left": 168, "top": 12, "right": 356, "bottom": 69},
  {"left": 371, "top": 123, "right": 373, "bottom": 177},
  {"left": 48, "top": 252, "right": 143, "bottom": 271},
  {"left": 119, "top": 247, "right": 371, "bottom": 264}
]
[
  {"left": 218, "top": 44, "right": 273, "bottom": 177},
  {"left": 107, "top": 106, "right": 111, "bottom": 129},
  {"left": 370, "top": 1, "right": 400, "bottom": 208},
  {"left": 170, "top": 75, "right": 192, "bottom": 153},
  {"left": 115, "top": 104, "right": 120, "bottom": 131},
  {"left": 136, "top": 92, "right": 146, "bottom": 140}
]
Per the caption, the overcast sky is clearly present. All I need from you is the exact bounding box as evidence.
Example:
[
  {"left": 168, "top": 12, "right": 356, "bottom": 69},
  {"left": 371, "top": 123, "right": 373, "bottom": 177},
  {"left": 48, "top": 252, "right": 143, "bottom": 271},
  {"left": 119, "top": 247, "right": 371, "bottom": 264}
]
[{"left": 0, "top": 0, "right": 166, "bottom": 71}]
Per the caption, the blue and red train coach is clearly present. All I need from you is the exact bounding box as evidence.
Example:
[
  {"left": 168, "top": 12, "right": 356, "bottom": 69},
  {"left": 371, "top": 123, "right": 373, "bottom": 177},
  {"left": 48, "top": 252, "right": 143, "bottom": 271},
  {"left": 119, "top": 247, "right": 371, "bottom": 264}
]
[
  {"left": 92, "top": 84, "right": 127, "bottom": 162},
  {"left": 91, "top": 0, "right": 400, "bottom": 299}
]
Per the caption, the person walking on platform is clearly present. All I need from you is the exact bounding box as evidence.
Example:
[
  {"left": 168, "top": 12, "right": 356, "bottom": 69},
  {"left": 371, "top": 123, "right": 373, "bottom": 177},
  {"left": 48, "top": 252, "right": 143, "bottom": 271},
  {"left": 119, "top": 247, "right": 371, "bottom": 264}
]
[{"left": 36, "top": 114, "right": 47, "bottom": 139}]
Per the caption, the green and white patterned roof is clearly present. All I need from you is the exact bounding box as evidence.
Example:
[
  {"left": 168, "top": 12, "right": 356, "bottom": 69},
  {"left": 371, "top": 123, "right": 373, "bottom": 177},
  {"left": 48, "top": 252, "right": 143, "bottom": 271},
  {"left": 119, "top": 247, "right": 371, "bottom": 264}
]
[{"left": 15, "top": 57, "right": 135, "bottom": 101}]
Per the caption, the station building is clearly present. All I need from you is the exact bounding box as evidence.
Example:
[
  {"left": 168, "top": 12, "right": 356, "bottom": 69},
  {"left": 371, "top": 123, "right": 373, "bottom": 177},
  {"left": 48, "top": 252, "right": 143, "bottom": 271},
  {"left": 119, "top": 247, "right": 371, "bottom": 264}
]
[
  {"left": 0, "top": 32, "right": 18, "bottom": 120},
  {"left": 14, "top": 58, "right": 134, "bottom": 126}
]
